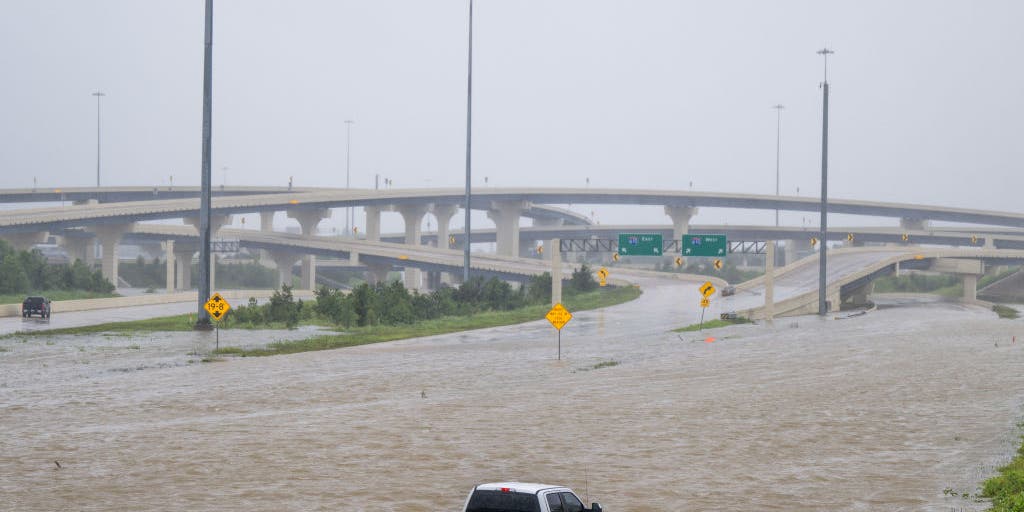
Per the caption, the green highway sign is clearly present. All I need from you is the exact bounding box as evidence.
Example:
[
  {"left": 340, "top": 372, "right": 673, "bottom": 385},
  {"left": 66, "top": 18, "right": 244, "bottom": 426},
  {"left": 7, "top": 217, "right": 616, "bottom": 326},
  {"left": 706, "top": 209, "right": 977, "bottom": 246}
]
[
  {"left": 682, "top": 234, "right": 728, "bottom": 257},
  {"left": 618, "top": 233, "right": 663, "bottom": 256}
]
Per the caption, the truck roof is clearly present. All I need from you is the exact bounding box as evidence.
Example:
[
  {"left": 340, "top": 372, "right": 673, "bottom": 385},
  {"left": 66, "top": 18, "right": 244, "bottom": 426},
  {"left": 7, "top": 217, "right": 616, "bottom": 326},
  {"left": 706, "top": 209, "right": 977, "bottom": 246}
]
[{"left": 474, "top": 482, "right": 571, "bottom": 494}]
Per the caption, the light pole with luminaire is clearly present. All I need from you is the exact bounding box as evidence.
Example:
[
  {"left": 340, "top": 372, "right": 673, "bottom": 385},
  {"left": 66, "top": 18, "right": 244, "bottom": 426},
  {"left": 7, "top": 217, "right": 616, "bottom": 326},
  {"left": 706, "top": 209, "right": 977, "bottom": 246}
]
[
  {"left": 92, "top": 91, "right": 105, "bottom": 187},
  {"left": 772, "top": 104, "right": 784, "bottom": 227},
  {"left": 817, "top": 47, "right": 834, "bottom": 316},
  {"left": 345, "top": 119, "right": 354, "bottom": 236}
]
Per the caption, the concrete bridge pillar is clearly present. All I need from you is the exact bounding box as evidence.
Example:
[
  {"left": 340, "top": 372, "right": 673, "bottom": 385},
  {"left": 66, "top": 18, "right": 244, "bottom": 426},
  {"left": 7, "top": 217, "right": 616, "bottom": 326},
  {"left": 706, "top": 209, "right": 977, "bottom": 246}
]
[
  {"left": 267, "top": 250, "right": 301, "bottom": 289},
  {"left": 92, "top": 223, "right": 134, "bottom": 289},
  {"left": 163, "top": 240, "right": 175, "bottom": 292},
  {"left": 365, "top": 261, "right": 392, "bottom": 286},
  {"left": 397, "top": 204, "right": 429, "bottom": 291},
  {"left": 288, "top": 208, "right": 331, "bottom": 290},
  {"left": 664, "top": 205, "right": 699, "bottom": 241},
  {"left": 260, "top": 211, "right": 275, "bottom": 232},
  {"left": 365, "top": 206, "right": 381, "bottom": 242},
  {"left": 431, "top": 204, "right": 459, "bottom": 249},
  {"left": 963, "top": 274, "right": 978, "bottom": 302},
  {"left": 3, "top": 232, "right": 48, "bottom": 252},
  {"left": 60, "top": 235, "right": 95, "bottom": 265},
  {"left": 899, "top": 217, "right": 930, "bottom": 232},
  {"left": 487, "top": 200, "right": 531, "bottom": 257},
  {"left": 173, "top": 243, "right": 197, "bottom": 290}
]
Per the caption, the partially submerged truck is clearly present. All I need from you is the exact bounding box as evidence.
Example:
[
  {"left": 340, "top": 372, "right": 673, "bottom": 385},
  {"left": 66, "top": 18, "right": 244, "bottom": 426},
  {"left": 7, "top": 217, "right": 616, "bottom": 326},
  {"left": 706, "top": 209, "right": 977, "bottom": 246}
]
[{"left": 463, "top": 482, "right": 603, "bottom": 512}]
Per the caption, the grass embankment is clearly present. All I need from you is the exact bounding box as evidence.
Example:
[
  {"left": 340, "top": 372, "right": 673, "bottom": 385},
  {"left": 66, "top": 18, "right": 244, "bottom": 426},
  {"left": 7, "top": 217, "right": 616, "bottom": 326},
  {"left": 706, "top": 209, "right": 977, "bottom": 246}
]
[
  {"left": 981, "top": 426, "right": 1024, "bottom": 511},
  {"left": 994, "top": 305, "right": 1020, "bottom": 319},
  {"left": 216, "top": 285, "right": 641, "bottom": 357},
  {"left": 5, "top": 286, "right": 642, "bottom": 355},
  {"left": 0, "top": 290, "right": 119, "bottom": 304},
  {"left": 672, "top": 317, "right": 752, "bottom": 333}
]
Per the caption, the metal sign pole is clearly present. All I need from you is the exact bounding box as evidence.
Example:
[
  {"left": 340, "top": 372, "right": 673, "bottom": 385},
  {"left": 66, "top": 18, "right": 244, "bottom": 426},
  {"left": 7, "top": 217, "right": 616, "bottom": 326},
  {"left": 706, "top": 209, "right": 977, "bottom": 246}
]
[{"left": 558, "top": 328, "right": 561, "bottom": 360}]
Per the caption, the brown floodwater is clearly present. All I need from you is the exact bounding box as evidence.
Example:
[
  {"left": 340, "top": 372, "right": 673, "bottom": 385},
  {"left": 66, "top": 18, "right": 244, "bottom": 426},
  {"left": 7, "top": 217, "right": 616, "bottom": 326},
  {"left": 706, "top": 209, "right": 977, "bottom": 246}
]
[{"left": 2, "top": 279, "right": 1023, "bottom": 511}]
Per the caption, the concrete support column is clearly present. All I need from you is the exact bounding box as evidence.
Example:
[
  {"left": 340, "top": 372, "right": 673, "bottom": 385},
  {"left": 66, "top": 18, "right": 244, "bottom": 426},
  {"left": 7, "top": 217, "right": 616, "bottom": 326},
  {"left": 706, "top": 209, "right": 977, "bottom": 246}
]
[
  {"left": 287, "top": 208, "right": 330, "bottom": 291},
  {"left": 396, "top": 204, "right": 429, "bottom": 291},
  {"left": 267, "top": 250, "right": 301, "bottom": 289},
  {"left": 92, "top": 223, "right": 134, "bottom": 289},
  {"left": 60, "top": 235, "right": 94, "bottom": 264},
  {"left": 899, "top": 217, "right": 929, "bottom": 231},
  {"left": 3, "top": 232, "right": 48, "bottom": 252},
  {"left": 365, "top": 206, "right": 381, "bottom": 242},
  {"left": 664, "top": 205, "right": 699, "bottom": 241},
  {"left": 431, "top": 204, "right": 459, "bottom": 249},
  {"left": 173, "top": 245, "right": 196, "bottom": 290},
  {"left": 260, "top": 211, "right": 275, "bottom": 232},
  {"left": 487, "top": 200, "right": 531, "bottom": 257},
  {"left": 164, "top": 240, "right": 175, "bottom": 292},
  {"left": 365, "top": 261, "right": 392, "bottom": 286},
  {"left": 963, "top": 274, "right": 978, "bottom": 302}
]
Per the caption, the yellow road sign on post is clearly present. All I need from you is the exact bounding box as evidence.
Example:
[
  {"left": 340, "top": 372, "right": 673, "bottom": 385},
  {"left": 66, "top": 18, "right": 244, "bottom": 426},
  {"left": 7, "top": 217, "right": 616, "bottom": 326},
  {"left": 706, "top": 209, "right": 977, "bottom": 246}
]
[
  {"left": 597, "top": 267, "right": 609, "bottom": 287},
  {"left": 700, "top": 281, "right": 716, "bottom": 298},
  {"left": 449, "top": 235, "right": 456, "bottom": 246},
  {"left": 901, "top": 233, "right": 909, "bottom": 242},
  {"left": 847, "top": 233, "right": 855, "bottom": 242},
  {"left": 612, "top": 252, "right": 619, "bottom": 262},
  {"left": 810, "top": 237, "right": 818, "bottom": 247},
  {"left": 545, "top": 303, "right": 573, "bottom": 330},
  {"left": 700, "top": 297, "right": 710, "bottom": 308},
  {"left": 675, "top": 256, "right": 683, "bottom": 267},
  {"left": 713, "top": 259, "right": 723, "bottom": 270},
  {"left": 203, "top": 292, "right": 231, "bottom": 321}
]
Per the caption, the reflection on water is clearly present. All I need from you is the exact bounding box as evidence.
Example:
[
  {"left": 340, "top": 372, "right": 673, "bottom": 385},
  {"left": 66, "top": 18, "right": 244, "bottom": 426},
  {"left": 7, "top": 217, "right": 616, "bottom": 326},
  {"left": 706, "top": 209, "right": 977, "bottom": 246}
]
[{"left": 1, "top": 279, "right": 1022, "bottom": 511}]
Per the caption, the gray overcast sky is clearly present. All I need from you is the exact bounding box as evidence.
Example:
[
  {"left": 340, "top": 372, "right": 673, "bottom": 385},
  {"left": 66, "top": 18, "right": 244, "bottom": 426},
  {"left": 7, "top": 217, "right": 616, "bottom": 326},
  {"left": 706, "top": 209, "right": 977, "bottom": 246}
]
[{"left": 1, "top": 1, "right": 1022, "bottom": 230}]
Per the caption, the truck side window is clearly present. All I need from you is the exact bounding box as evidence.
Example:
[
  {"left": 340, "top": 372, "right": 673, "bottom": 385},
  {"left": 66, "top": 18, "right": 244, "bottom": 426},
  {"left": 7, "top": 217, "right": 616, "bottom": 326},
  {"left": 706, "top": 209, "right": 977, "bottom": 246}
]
[
  {"left": 546, "top": 493, "right": 564, "bottom": 512},
  {"left": 559, "top": 492, "right": 584, "bottom": 512}
]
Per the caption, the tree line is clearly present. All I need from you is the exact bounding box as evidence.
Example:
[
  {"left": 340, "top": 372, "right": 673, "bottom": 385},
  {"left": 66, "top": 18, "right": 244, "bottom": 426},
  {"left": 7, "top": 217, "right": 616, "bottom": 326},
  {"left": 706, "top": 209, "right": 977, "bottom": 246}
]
[
  {"left": 227, "top": 264, "right": 601, "bottom": 329},
  {"left": 0, "top": 240, "right": 113, "bottom": 295}
]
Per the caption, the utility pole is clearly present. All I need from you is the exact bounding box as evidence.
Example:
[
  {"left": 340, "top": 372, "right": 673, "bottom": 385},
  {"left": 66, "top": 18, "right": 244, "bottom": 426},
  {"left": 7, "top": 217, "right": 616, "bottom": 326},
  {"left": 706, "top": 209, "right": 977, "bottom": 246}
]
[
  {"left": 772, "top": 104, "right": 784, "bottom": 227},
  {"left": 817, "top": 47, "right": 834, "bottom": 316}
]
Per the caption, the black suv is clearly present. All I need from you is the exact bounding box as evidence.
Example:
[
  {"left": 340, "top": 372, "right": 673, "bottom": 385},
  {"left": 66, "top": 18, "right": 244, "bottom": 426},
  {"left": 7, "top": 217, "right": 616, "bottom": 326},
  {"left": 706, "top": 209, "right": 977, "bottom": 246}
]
[{"left": 22, "top": 296, "right": 51, "bottom": 318}]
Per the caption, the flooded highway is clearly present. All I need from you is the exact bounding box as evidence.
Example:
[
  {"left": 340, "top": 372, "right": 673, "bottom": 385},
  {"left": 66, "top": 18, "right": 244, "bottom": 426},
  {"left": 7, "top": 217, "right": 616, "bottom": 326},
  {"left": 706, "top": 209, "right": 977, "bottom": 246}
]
[{"left": 2, "top": 278, "right": 1023, "bottom": 511}]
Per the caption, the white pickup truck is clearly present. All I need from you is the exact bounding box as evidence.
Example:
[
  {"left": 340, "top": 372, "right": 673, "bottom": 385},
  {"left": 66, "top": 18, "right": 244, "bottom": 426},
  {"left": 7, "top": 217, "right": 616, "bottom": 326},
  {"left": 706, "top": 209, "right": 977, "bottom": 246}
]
[{"left": 462, "top": 482, "right": 603, "bottom": 512}]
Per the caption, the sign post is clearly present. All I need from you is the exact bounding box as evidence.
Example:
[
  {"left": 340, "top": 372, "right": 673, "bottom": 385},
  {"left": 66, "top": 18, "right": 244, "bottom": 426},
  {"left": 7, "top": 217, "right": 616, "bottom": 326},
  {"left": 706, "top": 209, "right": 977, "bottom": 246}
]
[
  {"left": 203, "top": 292, "right": 232, "bottom": 350},
  {"left": 698, "top": 281, "right": 715, "bottom": 331},
  {"left": 545, "top": 303, "right": 573, "bottom": 360}
]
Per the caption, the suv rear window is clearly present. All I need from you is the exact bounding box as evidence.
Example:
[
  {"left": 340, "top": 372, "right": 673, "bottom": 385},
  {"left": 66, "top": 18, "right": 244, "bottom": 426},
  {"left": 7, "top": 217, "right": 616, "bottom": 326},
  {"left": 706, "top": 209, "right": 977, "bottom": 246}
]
[
  {"left": 466, "top": 490, "right": 541, "bottom": 512},
  {"left": 24, "top": 297, "right": 45, "bottom": 305}
]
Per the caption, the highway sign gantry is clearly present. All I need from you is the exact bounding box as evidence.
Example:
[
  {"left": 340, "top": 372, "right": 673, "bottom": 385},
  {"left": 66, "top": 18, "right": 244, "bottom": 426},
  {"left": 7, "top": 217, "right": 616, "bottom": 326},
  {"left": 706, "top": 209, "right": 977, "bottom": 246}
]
[
  {"left": 682, "top": 234, "right": 727, "bottom": 257},
  {"left": 618, "top": 233, "right": 663, "bottom": 256},
  {"left": 203, "top": 292, "right": 232, "bottom": 321}
]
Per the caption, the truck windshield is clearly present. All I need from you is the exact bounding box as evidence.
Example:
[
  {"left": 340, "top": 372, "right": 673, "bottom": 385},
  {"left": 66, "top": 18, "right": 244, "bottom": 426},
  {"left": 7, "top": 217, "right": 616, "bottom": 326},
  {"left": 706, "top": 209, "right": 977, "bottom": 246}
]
[{"left": 465, "top": 490, "right": 542, "bottom": 512}]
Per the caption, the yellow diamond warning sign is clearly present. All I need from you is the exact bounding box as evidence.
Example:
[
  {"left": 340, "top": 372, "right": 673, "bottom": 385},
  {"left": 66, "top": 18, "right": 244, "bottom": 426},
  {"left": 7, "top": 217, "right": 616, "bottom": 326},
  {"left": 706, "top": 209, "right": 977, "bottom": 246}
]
[
  {"left": 545, "top": 303, "right": 573, "bottom": 331},
  {"left": 204, "top": 292, "right": 232, "bottom": 321}
]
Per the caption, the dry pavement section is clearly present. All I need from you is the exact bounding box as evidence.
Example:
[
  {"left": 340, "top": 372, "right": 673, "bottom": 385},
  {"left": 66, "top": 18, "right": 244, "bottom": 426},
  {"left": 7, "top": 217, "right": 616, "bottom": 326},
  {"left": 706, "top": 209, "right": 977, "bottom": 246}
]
[{"left": 1, "top": 278, "right": 1023, "bottom": 510}]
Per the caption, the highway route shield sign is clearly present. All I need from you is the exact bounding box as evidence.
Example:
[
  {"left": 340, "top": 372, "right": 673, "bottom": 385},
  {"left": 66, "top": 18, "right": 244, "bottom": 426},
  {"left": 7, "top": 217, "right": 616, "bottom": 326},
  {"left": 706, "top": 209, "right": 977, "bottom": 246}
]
[
  {"left": 204, "top": 293, "right": 232, "bottom": 321},
  {"left": 700, "top": 281, "right": 716, "bottom": 298},
  {"left": 545, "top": 303, "right": 573, "bottom": 330}
]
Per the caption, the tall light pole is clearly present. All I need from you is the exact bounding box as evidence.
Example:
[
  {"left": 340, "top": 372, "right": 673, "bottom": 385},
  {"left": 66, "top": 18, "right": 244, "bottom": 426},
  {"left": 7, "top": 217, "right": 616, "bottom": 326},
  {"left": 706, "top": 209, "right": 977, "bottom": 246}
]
[
  {"left": 195, "top": 0, "right": 215, "bottom": 330},
  {"left": 345, "top": 119, "right": 354, "bottom": 236},
  {"left": 463, "top": 0, "right": 474, "bottom": 283},
  {"left": 92, "top": 91, "right": 106, "bottom": 187},
  {"left": 772, "top": 104, "right": 784, "bottom": 227},
  {"left": 817, "top": 47, "right": 834, "bottom": 316}
]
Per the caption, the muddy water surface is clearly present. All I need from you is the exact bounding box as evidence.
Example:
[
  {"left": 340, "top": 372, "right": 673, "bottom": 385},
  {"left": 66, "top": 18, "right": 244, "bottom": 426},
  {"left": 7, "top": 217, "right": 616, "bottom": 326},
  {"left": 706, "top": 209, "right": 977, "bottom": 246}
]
[{"left": 2, "top": 280, "right": 1024, "bottom": 511}]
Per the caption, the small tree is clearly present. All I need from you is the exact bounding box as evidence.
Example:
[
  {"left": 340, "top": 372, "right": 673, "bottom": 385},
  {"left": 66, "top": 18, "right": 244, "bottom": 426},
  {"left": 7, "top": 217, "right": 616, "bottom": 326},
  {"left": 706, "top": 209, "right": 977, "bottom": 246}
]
[{"left": 569, "top": 264, "right": 598, "bottom": 293}]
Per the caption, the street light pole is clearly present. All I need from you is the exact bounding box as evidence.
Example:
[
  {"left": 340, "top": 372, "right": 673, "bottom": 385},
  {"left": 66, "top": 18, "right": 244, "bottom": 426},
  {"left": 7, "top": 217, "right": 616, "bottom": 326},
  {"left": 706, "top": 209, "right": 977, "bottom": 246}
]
[
  {"left": 345, "top": 119, "right": 354, "bottom": 236},
  {"left": 92, "top": 91, "right": 105, "bottom": 187},
  {"left": 772, "top": 104, "right": 784, "bottom": 227},
  {"left": 463, "top": 0, "right": 474, "bottom": 283},
  {"left": 195, "top": 0, "right": 215, "bottom": 330},
  {"left": 817, "top": 47, "right": 834, "bottom": 317}
]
